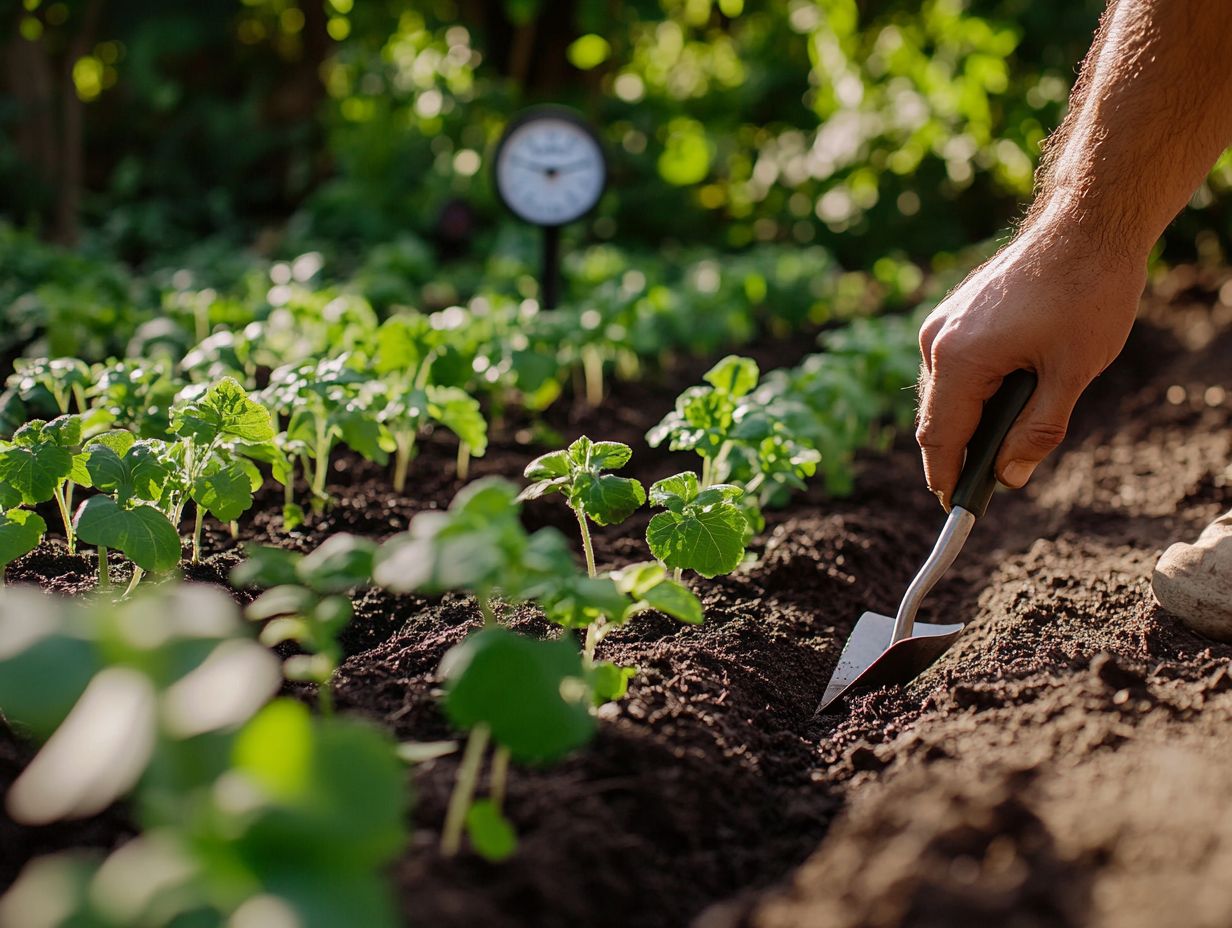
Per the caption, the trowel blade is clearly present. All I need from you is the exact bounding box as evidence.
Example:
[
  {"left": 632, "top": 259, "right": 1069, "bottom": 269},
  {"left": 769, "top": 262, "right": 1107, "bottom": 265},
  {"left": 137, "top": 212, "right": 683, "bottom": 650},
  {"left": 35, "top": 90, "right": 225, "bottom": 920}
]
[{"left": 817, "top": 611, "right": 964, "bottom": 713}]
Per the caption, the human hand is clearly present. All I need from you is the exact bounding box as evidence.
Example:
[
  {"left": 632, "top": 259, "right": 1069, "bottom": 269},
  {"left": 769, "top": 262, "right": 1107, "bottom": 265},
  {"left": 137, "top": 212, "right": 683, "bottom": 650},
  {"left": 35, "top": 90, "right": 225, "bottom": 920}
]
[{"left": 915, "top": 220, "right": 1146, "bottom": 509}]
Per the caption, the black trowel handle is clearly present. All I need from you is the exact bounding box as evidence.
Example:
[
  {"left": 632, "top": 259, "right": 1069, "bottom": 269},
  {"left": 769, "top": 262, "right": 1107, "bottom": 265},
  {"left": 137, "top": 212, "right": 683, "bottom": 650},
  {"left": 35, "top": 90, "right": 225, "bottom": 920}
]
[{"left": 950, "top": 369, "right": 1037, "bottom": 519}]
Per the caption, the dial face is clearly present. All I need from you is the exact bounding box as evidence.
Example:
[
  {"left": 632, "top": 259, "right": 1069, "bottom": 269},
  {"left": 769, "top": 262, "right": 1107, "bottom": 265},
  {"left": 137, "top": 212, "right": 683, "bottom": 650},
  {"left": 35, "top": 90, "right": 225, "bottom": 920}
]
[{"left": 495, "top": 116, "right": 606, "bottom": 227}]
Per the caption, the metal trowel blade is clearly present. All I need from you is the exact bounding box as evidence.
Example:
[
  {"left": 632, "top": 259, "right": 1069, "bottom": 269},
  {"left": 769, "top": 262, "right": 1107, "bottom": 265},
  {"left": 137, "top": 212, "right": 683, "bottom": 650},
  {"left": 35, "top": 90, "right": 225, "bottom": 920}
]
[{"left": 816, "top": 611, "right": 964, "bottom": 714}]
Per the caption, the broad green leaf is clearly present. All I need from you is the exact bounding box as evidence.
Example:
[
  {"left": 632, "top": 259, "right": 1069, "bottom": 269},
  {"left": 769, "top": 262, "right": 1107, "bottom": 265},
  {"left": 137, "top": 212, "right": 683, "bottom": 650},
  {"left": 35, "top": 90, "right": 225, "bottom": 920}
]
[
  {"left": 171, "top": 377, "right": 275, "bottom": 444},
  {"left": 230, "top": 699, "right": 408, "bottom": 868},
  {"left": 523, "top": 450, "right": 570, "bottom": 481},
  {"left": 646, "top": 503, "right": 748, "bottom": 578},
  {"left": 648, "top": 471, "right": 699, "bottom": 509},
  {"left": 590, "top": 661, "right": 637, "bottom": 705},
  {"left": 517, "top": 475, "right": 569, "bottom": 501},
  {"left": 703, "top": 355, "right": 759, "bottom": 397},
  {"left": 571, "top": 473, "right": 645, "bottom": 526},
  {"left": 191, "top": 463, "right": 256, "bottom": 523},
  {"left": 611, "top": 562, "right": 704, "bottom": 625},
  {"left": 585, "top": 440, "right": 633, "bottom": 470},
  {"left": 297, "top": 534, "right": 377, "bottom": 592},
  {"left": 74, "top": 496, "right": 182, "bottom": 572},
  {"left": 0, "top": 443, "right": 72, "bottom": 506},
  {"left": 641, "top": 578, "right": 704, "bottom": 625},
  {"left": 441, "top": 628, "right": 595, "bottom": 764},
  {"left": 0, "top": 509, "right": 46, "bottom": 569},
  {"left": 465, "top": 799, "right": 517, "bottom": 862},
  {"left": 85, "top": 429, "right": 136, "bottom": 458},
  {"left": 542, "top": 575, "right": 630, "bottom": 629},
  {"left": 14, "top": 414, "right": 83, "bottom": 449},
  {"left": 232, "top": 545, "right": 302, "bottom": 588},
  {"left": 335, "top": 406, "right": 392, "bottom": 464},
  {"left": 427, "top": 386, "right": 487, "bottom": 456}
]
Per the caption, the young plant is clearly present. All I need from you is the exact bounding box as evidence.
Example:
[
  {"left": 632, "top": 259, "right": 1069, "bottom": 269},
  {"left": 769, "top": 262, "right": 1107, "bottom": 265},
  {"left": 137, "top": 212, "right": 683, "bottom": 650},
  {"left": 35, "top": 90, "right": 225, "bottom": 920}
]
[
  {"left": 647, "top": 354, "right": 760, "bottom": 489},
  {"left": 366, "top": 314, "right": 488, "bottom": 487},
  {"left": 5, "top": 357, "right": 91, "bottom": 417},
  {"left": 73, "top": 434, "right": 182, "bottom": 590},
  {"left": 0, "top": 414, "right": 81, "bottom": 553},
  {"left": 382, "top": 385, "right": 488, "bottom": 491},
  {"left": 519, "top": 436, "right": 645, "bottom": 577},
  {"left": 87, "top": 359, "right": 179, "bottom": 439},
  {"left": 645, "top": 472, "right": 749, "bottom": 580},
  {"left": 263, "top": 356, "right": 393, "bottom": 511},
  {"left": 168, "top": 376, "right": 277, "bottom": 561},
  {"left": 232, "top": 533, "right": 378, "bottom": 714}
]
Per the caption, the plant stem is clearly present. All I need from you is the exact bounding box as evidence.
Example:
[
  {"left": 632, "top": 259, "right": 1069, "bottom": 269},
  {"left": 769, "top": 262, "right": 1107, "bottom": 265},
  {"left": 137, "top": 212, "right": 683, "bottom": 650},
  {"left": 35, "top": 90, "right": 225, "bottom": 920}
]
[
  {"left": 490, "top": 745, "right": 511, "bottom": 812},
  {"left": 122, "top": 567, "right": 144, "bottom": 599},
  {"left": 583, "top": 622, "right": 602, "bottom": 666},
  {"left": 318, "top": 680, "right": 334, "bottom": 717},
  {"left": 72, "top": 384, "right": 87, "bottom": 415},
  {"left": 191, "top": 506, "right": 205, "bottom": 564},
  {"left": 700, "top": 456, "right": 713, "bottom": 490},
  {"left": 672, "top": 566, "right": 683, "bottom": 584},
  {"left": 98, "top": 546, "right": 109, "bottom": 586},
  {"left": 574, "top": 506, "right": 597, "bottom": 578},
  {"left": 53, "top": 483, "right": 75, "bottom": 555},
  {"left": 456, "top": 442, "right": 470, "bottom": 482},
  {"left": 392, "top": 432, "right": 415, "bottom": 493},
  {"left": 581, "top": 344, "right": 604, "bottom": 406},
  {"left": 441, "top": 723, "right": 490, "bottom": 857},
  {"left": 311, "top": 421, "right": 331, "bottom": 503},
  {"left": 229, "top": 521, "right": 238, "bottom": 539},
  {"left": 480, "top": 597, "right": 498, "bottom": 627}
]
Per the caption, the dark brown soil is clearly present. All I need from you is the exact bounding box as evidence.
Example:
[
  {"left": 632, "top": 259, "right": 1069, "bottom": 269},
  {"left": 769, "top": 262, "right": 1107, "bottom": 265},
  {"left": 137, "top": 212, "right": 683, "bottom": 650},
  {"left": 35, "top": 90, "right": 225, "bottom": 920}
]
[{"left": 4, "top": 269, "right": 1232, "bottom": 928}]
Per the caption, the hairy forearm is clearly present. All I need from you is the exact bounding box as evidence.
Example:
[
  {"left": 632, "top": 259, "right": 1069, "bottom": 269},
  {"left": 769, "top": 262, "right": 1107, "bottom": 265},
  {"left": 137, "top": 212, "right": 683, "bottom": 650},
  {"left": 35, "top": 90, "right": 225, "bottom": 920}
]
[{"left": 1029, "top": 0, "right": 1232, "bottom": 259}]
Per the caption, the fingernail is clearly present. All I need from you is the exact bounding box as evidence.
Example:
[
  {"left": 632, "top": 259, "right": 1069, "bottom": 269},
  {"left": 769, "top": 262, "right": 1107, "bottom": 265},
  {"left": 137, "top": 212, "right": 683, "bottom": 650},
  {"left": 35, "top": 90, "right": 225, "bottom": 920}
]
[{"left": 1001, "top": 460, "right": 1034, "bottom": 488}]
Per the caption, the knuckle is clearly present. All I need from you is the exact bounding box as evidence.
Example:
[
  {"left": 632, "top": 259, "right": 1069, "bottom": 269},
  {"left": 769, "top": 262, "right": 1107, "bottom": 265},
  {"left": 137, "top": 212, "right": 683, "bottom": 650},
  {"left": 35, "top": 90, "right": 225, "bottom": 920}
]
[{"left": 1021, "top": 421, "right": 1067, "bottom": 450}]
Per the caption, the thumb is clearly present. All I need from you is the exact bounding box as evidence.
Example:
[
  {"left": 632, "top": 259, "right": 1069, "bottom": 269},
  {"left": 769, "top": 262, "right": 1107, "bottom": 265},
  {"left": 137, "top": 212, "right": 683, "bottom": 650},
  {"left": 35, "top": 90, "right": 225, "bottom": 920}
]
[{"left": 993, "top": 374, "right": 1081, "bottom": 489}]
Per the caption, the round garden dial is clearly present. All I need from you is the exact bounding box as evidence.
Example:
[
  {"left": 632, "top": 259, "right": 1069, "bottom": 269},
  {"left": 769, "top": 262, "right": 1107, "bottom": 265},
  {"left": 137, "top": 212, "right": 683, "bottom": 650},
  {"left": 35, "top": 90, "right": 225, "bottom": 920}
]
[{"left": 494, "top": 110, "right": 606, "bottom": 227}]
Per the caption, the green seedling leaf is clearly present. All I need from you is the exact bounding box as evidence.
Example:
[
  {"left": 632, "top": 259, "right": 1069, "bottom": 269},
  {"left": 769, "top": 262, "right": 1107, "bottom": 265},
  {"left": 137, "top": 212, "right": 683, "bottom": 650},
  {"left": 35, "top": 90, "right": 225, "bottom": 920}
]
[
  {"left": 703, "top": 355, "right": 759, "bottom": 397},
  {"left": 611, "top": 561, "right": 704, "bottom": 625},
  {"left": 441, "top": 628, "right": 595, "bottom": 764},
  {"left": 465, "top": 799, "right": 518, "bottom": 862},
  {"left": 427, "top": 386, "right": 488, "bottom": 456},
  {"left": 171, "top": 376, "right": 275, "bottom": 444},
  {"left": 191, "top": 461, "right": 256, "bottom": 523},
  {"left": 82, "top": 440, "right": 171, "bottom": 503},
  {"left": 296, "top": 534, "right": 377, "bottom": 592},
  {"left": 541, "top": 575, "right": 630, "bottom": 629},
  {"left": 74, "top": 496, "right": 181, "bottom": 572},
  {"left": 232, "top": 544, "right": 302, "bottom": 588},
  {"left": 0, "top": 441, "right": 72, "bottom": 507},
  {"left": 646, "top": 473, "right": 748, "bottom": 578},
  {"left": 230, "top": 699, "right": 408, "bottom": 869},
  {"left": 0, "top": 509, "right": 46, "bottom": 571},
  {"left": 589, "top": 661, "right": 637, "bottom": 705},
  {"left": 520, "top": 436, "right": 644, "bottom": 526}
]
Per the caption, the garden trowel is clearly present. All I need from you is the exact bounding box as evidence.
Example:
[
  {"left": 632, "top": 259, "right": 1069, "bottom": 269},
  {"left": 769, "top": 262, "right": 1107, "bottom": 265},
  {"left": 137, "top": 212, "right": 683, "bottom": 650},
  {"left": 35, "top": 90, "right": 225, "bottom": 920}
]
[{"left": 817, "top": 369, "right": 1036, "bottom": 713}]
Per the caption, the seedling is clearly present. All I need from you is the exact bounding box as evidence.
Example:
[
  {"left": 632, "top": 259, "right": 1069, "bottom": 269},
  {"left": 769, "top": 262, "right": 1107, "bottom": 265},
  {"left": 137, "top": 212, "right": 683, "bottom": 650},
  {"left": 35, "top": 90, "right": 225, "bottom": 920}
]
[
  {"left": 0, "top": 414, "right": 81, "bottom": 553},
  {"left": 87, "top": 359, "right": 179, "bottom": 439},
  {"left": 519, "top": 436, "right": 645, "bottom": 577},
  {"left": 647, "top": 355, "right": 759, "bottom": 488},
  {"left": 263, "top": 356, "right": 393, "bottom": 510},
  {"left": 73, "top": 436, "right": 181, "bottom": 590},
  {"left": 383, "top": 385, "right": 488, "bottom": 490},
  {"left": 646, "top": 472, "right": 749, "bottom": 579},
  {"left": 168, "top": 376, "right": 276, "bottom": 561},
  {"left": 233, "top": 533, "right": 378, "bottom": 713},
  {"left": 5, "top": 357, "right": 91, "bottom": 417}
]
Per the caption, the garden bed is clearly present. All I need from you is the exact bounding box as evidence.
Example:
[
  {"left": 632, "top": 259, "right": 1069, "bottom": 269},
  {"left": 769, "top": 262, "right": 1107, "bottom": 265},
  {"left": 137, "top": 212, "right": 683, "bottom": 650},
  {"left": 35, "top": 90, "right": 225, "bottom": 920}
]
[{"left": 3, "top": 270, "right": 1232, "bottom": 928}]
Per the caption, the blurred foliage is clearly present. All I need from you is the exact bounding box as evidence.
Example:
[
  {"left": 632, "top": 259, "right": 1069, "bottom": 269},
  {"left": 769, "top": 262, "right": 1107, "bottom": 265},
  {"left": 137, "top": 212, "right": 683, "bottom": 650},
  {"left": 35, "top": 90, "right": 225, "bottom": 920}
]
[{"left": 2, "top": 0, "right": 1230, "bottom": 269}]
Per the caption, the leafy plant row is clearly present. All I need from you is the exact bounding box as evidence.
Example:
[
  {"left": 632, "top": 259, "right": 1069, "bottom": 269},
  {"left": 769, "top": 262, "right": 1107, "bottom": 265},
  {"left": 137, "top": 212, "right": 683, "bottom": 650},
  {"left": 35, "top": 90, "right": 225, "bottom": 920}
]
[{"left": 222, "top": 318, "right": 923, "bottom": 860}]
